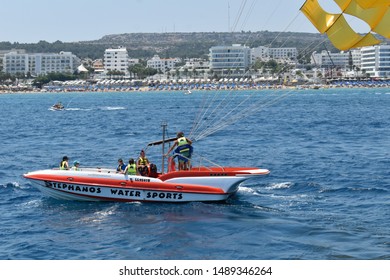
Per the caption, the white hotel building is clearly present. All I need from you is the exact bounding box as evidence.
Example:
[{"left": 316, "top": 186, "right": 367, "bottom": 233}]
[
  {"left": 103, "top": 47, "right": 129, "bottom": 75},
  {"left": 252, "top": 46, "right": 298, "bottom": 61},
  {"left": 209, "top": 44, "right": 251, "bottom": 75},
  {"left": 310, "top": 50, "right": 362, "bottom": 69},
  {"left": 360, "top": 45, "right": 390, "bottom": 77},
  {"left": 147, "top": 55, "right": 180, "bottom": 73},
  {"left": 311, "top": 50, "right": 350, "bottom": 68},
  {"left": 310, "top": 45, "right": 390, "bottom": 78},
  {"left": 3, "top": 51, "right": 80, "bottom": 75}
]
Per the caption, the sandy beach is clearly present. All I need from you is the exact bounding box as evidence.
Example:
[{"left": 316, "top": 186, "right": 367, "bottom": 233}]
[{"left": 1, "top": 78, "right": 389, "bottom": 94}]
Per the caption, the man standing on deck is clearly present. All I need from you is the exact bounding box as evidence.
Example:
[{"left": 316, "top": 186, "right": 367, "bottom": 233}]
[{"left": 165, "top": 132, "right": 193, "bottom": 170}]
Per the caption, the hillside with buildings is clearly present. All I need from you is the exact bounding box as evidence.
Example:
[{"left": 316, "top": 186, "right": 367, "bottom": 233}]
[
  {"left": 86, "top": 31, "right": 334, "bottom": 58},
  {"left": 0, "top": 31, "right": 335, "bottom": 60},
  {"left": 1, "top": 31, "right": 390, "bottom": 92}
]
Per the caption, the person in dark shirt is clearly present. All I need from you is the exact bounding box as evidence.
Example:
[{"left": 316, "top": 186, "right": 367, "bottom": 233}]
[{"left": 116, "top": 158, "right": 126, "bottom": 173}]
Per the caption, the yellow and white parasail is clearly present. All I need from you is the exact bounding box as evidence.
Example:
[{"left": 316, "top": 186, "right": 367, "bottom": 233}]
[{"left": 300, "top": 0, "right": 390, "bottom": 50}]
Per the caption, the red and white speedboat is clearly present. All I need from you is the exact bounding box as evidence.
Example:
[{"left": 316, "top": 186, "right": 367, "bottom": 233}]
[
  {"left": 24, "top": 125, "right": 270, "bottom": 203},
  {"left": 23, "top": 165, "right": 269, "bottom": 203}
]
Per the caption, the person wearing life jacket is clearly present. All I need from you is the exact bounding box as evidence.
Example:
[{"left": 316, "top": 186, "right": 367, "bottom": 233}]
[
  {"left": 136, "top": 150, "right": 150, "bottom": 176},
  {"left": 124, "top": 158, "right": 137, "bottom": 175},
  {"left": 116, "top": 158, "right": 126, "bottom": 173},
  {"left": 72, "top": 160, "right": 81, "bottom": 171},
  {"left": 60, "top": 156, "right": 69, "bottom": 170},
  {"left": 165, "top": 132, "right": 193, "bottom": 170}
]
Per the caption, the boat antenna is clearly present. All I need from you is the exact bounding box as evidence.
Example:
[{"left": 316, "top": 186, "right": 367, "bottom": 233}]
[
  {"left": 66, "top": 94, "right": 80, "bottom": 109},
  {"left": 161, "top": 121, "right": 168, "bottom": 174}
]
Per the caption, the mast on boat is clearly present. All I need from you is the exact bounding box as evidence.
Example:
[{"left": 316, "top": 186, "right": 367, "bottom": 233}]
[
  {"left": 146, "top": 122, "right": 177, "bottom": 174},
  {"left": 161, "top": 122, "right": 167, "bottom": 174}
]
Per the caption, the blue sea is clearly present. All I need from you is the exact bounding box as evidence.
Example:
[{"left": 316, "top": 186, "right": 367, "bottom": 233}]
[{"left": 0, "top": 88, "right": 389, "bottom": 260}]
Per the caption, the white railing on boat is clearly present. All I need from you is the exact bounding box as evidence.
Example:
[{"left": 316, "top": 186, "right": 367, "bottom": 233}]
[{"left": 171, "top": 152, "right": 225, "bottom": 172}]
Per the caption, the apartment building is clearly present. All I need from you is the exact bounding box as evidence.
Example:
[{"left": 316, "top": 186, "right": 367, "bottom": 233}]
[
  {"left": 311, "top": 50, "right": 352, "bottom": 68},
  {"left": 361, "top": 45, "right": 390, "bottom": 77},
  {"left": 147, "top": 55, "right": 180, "bottom": 73},
  {"left": 310, "top": 50, "right": 363, "bottom": 78},
  {"left": 3, "top": 51, "right": 80, "bottom": 75},
  {"left": 311, "top": 46, "right": 390, "bottom": 77},
  {"left": 209, "top": 44, "right": 251, "bottom": 75},
  {"left": 103, "top": 47, "right": 129, "bottom": 75},
  {"left": 252, "top": 46, "right": 297, "bottom": 61}
]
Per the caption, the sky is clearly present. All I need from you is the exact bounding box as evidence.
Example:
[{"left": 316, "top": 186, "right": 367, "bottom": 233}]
[{"left": 0, "top": 0, "right": 371, "bottom": 43}]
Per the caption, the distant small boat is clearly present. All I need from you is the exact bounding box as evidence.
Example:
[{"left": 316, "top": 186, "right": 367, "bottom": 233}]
[
  {"left": 185, "top": 90, "right": 192, "bottom": 95},
  {"left": 50, "top": 102, "right": 65, "bottom": 111}
]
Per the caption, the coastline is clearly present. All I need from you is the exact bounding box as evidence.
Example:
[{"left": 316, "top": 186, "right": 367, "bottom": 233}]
[
  {"left": 1, "top": 80, "right": 389, "bottom": 94},
  {"left": 0, "top": 79, "right": 390, "bottom": 94}
]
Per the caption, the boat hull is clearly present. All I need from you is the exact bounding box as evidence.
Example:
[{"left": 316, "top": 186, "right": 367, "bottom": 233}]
[
  {"left": 23, "top": 167, "right": 270, "bottom": 203},
  {"left": 49, "top": 106, "right": 64, "bottom": 111}
]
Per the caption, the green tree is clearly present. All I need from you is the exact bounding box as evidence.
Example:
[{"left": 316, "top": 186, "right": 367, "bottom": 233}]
[
  {"left": 32, "top": 72, "right": 77, "bottom": 88},
  {"left": 107, "top": 70, "right": 125, "bottom": 79},
  {"left": 128, "top": 64, "right": 157, "bottom": 79}
]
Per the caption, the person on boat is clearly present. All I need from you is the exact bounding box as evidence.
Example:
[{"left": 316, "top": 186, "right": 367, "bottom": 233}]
[
  {"left": 116, "top": 158, "right": 126, "bottom": 173},
  {"left": 137, "top": 150, "right": 150, "bottom": 176},
  {"left": 165, "top": 132, "right": 193, "bottom": 170},
  {"left": 124, "top": 158, "right": 137, "bottom": 175},
  {"left": 53, "top": 102, "right": 64, "bottom": 110},
  {"left": 60, "top": 156, "right": 69, "bottom": 170},
  {"left": 72, "top": 160, "right": 81, "bottom": 171},
  {"left": 148, "top": 163, "right": 158, "bottom": 178}
]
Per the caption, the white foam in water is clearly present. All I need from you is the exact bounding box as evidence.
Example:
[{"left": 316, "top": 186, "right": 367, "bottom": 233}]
[
  {"left": 6, "top": 181, "right": 21, "bottom": 188},
  {"left": 79, "top": 205, "right": 119, "bottom": 223},
  {"left": 64, "top": 108, "right": 92, "bottom": 111},
  {"left": 21, "top": 199, "right": 42, "bottom": 208},
  {"left": 101, "top": 106, "right": 126, "bottom": 110},
  {"left": 238, "top": 186, "right": 258, "bottom": 195},
  {"left": 266, "top": 182, "right": 292, "bottom": 190}
]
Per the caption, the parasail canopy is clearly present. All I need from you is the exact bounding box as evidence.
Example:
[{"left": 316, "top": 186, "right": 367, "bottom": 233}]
[{"left": 300, "top": 0, "right": 390, "bottom": 50}]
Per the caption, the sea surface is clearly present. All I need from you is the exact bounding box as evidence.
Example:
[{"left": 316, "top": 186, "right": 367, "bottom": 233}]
[{"left": 0, "top": 88, "right": 389, "bottom": 260}]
